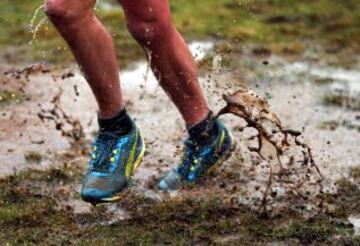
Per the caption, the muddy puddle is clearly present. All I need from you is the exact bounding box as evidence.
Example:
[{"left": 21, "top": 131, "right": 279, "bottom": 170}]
[
  {"left": 1, "top": 41, "right": 359, "bottom": 223},
  {"left": 0, "top": 41, "right": 213, "bottom": 177}
]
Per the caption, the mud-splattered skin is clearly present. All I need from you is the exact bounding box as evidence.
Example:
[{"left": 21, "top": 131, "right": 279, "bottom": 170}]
[{"left": 216, "top": 87, "right": 323, "bottom": 211}]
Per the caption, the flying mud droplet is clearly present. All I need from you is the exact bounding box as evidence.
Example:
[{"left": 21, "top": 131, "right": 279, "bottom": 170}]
[
  {"left": 216, "top": 86, "right": 324, "bottom": 213},
  {"left": 26, "top": 65, "right": 85, "bottom": 144}
]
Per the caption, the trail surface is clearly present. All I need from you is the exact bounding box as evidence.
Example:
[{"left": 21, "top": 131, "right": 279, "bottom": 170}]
[{"left": 0, "top": 43, "right": 359, "bottom": 217}]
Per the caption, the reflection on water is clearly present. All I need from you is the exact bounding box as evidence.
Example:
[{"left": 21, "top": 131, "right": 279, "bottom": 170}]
[
  {"left": 120, "top": 41, "right": 214, "bottom": 94},
  {"left": 283, "top": 61, "right": 360, "bottom": 109},
  {"left": 348, "top": 215, "right": 360, "bottom": 235}
]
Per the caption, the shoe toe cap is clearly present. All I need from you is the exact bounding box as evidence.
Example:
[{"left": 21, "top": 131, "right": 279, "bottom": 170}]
[
  {"left": 158, "top": 170, "right": 181, "bottom": 191},
  {"left": 158, "top": 179, "right": 169, "bottom": 191}
]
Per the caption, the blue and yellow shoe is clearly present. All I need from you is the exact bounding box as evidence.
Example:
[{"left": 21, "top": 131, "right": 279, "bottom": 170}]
[
  {"left": 81, "top": 124, "right": 145, "bottom": 204},
  {"left": 158, "top": 120, "right": 235, "bottom": 191}
]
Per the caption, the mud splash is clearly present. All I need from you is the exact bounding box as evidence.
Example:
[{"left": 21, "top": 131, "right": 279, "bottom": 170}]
[
  {"left": 216, "top": 86, "right": 324, "bottom": 213},
  {"left": 37, "top": 83, "right": 84, "bottom": 143},
  {"left": 1, "top": 44, "right": 358, "bottom": 218}
]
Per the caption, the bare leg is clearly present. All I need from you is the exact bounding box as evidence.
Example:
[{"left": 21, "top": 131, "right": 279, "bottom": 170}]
[
  {"left": 45, "top": 0, "right": 124, "bottom": 119},
  {"left": 120, "top": 0, "right": 210, "bottom": 128}
]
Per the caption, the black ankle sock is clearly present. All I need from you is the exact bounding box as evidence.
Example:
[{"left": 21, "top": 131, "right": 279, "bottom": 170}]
[
  {"left": 188, "top": 111, "right": 218, "bottom": 145},
  {"left": 98, "top": 108, "right": 134, "bottom": 135}
]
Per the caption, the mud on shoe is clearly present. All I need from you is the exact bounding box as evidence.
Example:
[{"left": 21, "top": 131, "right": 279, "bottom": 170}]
[
  {"left": 81, "top": 116, "right": 145, "bottom": 204},
  {"left": 159, "top": 119, "right": 235, "bottom": 191}
]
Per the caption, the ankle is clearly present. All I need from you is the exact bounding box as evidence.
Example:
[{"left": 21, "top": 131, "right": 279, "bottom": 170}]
[
  {"left": 188, "top": 111, "right": 218, "bottom": 145},
  {"left": 98, "top": 102, "right": 126, "bottom": 119},
  {"left": 98, "top": 108, "right": 135, "bottom": 135}
]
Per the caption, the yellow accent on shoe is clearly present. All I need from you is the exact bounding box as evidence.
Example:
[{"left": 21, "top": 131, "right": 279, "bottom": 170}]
[
  {"left": 96, "top": 137, "right": 146, "bottom": 204},
  {"left": 110, "top": 157, "right": 115, "bottom": 163},
  {"left": 125, "top": 129, "right": 145, "bottom": 178},
  {"left": 133, "top": 139, "right": 146, "bottom": 173},
  {"left": 218, "top": 130, "right": 226, "bottom": 148},
  {"left": 98, "top": 136, "right": 146, "bottom": 203},
  {"left": 113, "top": 149, "right": 118, "bottom": 154},
  {"left": 193, "top": 159, "right": 199, "bottom": 164},
  {"left": 207, "top": 130, "right": 236, "bottom": 174}
]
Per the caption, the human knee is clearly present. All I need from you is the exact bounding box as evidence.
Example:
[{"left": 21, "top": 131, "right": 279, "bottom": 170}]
[
  {"left": 45, "top": 0, "right": 94, "bottom": 24},
  {"left": 126, "top": 12, "right": 172, "bottom": 46}
]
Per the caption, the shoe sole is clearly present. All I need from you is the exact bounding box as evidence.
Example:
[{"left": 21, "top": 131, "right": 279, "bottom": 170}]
[{"left": 99, "top": 138, "right": 146, "bottom": 203}]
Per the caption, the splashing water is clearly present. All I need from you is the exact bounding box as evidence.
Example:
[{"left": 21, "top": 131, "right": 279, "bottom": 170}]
[
  {"left": 29, "top": 4, "right": 46, "bottom": 45},
  {"left": 30, "top": 4, "right": 45, "bottom": 30},
  {"left": 29, "top": 18, "right": 48, "bottom": 45}
]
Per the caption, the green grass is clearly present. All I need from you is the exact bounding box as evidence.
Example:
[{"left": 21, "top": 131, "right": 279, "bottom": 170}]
[
  {"left": 0, "top": 90, "right": 23, "bottom": 107},
  {"left": 24, "top": 151, "right": 43, "bottom": 164},
  {"left": 0, "top": 0, "right": 360, "bottom": 66},
  {"left": 0, "top": 167, "right": 360, "bottom": 245}
]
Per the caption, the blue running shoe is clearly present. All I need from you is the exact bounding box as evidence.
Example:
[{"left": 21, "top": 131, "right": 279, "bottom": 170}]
[
  {"left": 81, "top": 124, "right": 145, "bottom": 204},
  {"left": 159, "top": 120, "right": 235, "bottom": 191}
]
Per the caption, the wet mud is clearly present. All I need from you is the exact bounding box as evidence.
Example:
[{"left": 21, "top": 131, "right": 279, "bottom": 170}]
[
  {"left": 0, "top": 42, "right": 360, "bottom": 244},
  {"left": 216, "top": 87, "right": 323, "bottom": 213}
]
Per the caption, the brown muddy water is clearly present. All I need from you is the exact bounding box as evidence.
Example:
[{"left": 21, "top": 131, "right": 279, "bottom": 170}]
[{"left": 0, "top": 41, "right": 359, "bottom": 225}]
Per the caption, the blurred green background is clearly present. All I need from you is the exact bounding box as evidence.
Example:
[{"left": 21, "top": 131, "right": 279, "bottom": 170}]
[
  {"left": 0, "top": 0, "right": 359, "bottom": 66},
  {"left": 1, "top": 1, "right": 360, "bottom": 244}
]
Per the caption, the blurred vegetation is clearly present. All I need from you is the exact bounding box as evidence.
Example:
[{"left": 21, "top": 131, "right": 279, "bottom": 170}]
[{"left": 0, "top": 0, "right": 359, "bottom": 66}]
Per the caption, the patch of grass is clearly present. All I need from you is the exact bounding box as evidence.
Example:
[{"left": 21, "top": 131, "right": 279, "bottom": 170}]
[
  {"left": 318, "top": 120, "right": 340, "bottom": 131},
  {"left": 350, "top": 167, "right": 360, "bottom": 180},
  {"left": 1, "top": 0, "right": 360, "bottom": 66},
  {"left": 257, "top": 215, "right": 354, "bottom": 244},
  {"left": 0, "top": 167, "right": 360, "bottom": 245},
  {"left": 313, "top": 76, "right": 335, "bottom": 85},
  {"left": 0, "top": 90, "right": 23, "bottom": 107},
  {"left": 322, "top": 90, "right": 360, "bottom": 110},
  {"left": 332, "top": 178, "right": 360, "bottom": 215},
  {"left": 319, "top": 120, "right": 360, "bottom": 132},
  {"left": 24, "top": 151, "right": 42, "bottom": 164},
  {"left": 323, "top": 94, "right": 345, "bottom": 107}
]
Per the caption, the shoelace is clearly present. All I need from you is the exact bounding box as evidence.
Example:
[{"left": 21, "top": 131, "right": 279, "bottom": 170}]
[
  {"left": 178, "top": 138, "right": 217, "bottom": 176},
  {"left": 178, "top": 140, "right": 202, "bottom": 175},
  {"left": 90, "top": 132, "right": 118, "bottom": 172}
]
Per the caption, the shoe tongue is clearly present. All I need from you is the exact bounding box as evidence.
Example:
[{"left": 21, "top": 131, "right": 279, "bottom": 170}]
[
  {"left": 189, "top": 121, "right": 220, "bottom": 147},
  {"left": 188, "top": 112, "right": 217, "bottom": 143},
  {"left": 97, "top": 131, "right": 118, "bottom": 143},
  {"left": 190, "top": 131, "right": 218, "bottom": 147},
  {"left": 184, "top": 139, "right": 207, "bottom": 157},
  {"left": 91, "top": 132, "right": 117, "bottom": 173}
]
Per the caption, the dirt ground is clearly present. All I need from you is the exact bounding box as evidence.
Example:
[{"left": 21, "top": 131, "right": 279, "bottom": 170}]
[{"left": 1, "top": 42, "right": 360, "bottom": 244}]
